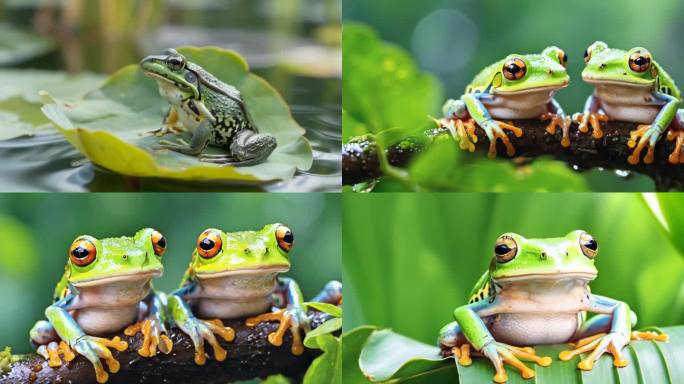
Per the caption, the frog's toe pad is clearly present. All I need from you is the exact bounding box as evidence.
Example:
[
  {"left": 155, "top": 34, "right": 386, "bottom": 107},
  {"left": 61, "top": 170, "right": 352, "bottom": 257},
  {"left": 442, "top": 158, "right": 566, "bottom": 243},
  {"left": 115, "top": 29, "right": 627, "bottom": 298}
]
[{"left": 631, "top": 331, "right": 668, "bottom": 342}]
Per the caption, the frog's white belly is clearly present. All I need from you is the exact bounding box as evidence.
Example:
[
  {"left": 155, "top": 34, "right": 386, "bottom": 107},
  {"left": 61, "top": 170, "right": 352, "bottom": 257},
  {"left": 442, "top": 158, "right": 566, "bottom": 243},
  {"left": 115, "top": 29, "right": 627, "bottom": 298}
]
[
  {"left": 593, "top": 83, "right": 663, "bottom": 123},
  {"left": 485, "top": 88, "right": 559, "bottom": 119},
  {"left": 74, "top": 306, "right": 140, "bottom": 335},
  {"left": 194, "top": 272, "right": 279, "bottom": 319},
  {"left": 489, "top": 312, "right": 580, "bottom": 345}
]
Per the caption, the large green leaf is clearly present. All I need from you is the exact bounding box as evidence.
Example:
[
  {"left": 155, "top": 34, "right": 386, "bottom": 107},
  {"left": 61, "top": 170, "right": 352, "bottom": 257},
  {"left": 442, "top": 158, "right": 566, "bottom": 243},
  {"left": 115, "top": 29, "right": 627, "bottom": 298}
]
[
  {"left": 40, "top": 46, "right": 313, "bottom": 183},
  {"left": 643, "top": 193, "right": 684, "bottom": 258},
  {"left": 356, "top": 326, "right": 684, "bottom": 383},
  {"left": 303, "top": 332, "right": 342, "bottom": 384}
]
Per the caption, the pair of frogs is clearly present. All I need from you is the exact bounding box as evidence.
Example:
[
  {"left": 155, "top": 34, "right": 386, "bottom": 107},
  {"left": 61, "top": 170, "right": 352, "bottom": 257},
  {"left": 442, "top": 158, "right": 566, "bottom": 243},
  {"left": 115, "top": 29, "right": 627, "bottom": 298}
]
[
  {"left": 440, "top": 41, "right": 684, "bottom": 165},
  {"left": 437, "top": 231, "right": 667, "bottom": 383},
  {"left": 29, "top": 224, "right": 342, "bottom": 383}
]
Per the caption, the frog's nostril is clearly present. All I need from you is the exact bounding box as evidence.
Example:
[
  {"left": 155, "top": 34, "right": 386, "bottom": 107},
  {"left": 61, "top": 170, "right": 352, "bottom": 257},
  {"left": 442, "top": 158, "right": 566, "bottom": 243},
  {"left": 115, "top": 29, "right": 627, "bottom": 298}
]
[
  {"left": 599, "top": 63, "right": 606, "bottom": 69},
  {"left": 540, "top": 252, "right": 547, "bottom": 260}
]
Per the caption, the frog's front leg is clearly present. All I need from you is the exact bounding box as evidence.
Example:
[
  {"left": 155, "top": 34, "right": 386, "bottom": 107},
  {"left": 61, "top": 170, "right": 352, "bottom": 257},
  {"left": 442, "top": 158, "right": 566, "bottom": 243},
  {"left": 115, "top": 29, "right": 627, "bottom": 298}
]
[
  {"left": 449, "top": 302, "right": 551, "bottom": 383},
  {"left": 461, "top": 93, "right": 524, "bottom": 158},
  {"left": 572, "top": 94, "right": 609, "bottom": 139},
  {"left": 142, "top": 106, "right": 186, "bottom": 137},
  {"left": 559, "top": 294, "right": 667, "bottom": 370},
  {"left": 627, "top": 93, "right": 681, "bottom": 164},
  {"left": 157, "top": 119, "right": 212, "bottom": 156},
  {"left": 438, "top": 98, "right": 478, "bottom": 152},
  {"left": 43, "top": 295, "right": 128, "bottom": 383},
  {"left": 541, "top": 99, "right": 572, "bottom": 147},
  {"left": 199, "top": 129, "right": 277, "bottom": 166},
  {"left": 168, "top": 284, "right": 235, "bottom": 365},
  {"left": 246, "top": 277, "right": 310, "bottom": 355},
  {"left": 310, "top": 280, "right": 342, "bottom": 305},
  {"left": 123, "top": 291, "right": 173, "bottom": 357}
]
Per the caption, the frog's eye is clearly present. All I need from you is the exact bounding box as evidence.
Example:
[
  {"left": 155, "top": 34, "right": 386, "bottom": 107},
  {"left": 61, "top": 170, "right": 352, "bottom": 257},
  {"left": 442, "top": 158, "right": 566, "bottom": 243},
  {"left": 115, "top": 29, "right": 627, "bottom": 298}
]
[
  {"left": 628, "top": 50, "right": 651, "bottom": 73},
  {"left": 502, "top": 58, "right": 526, "bottom": 81},
  {"left": 275, "top": 225, "right": 294, "bottom": 252},
  {"left": 69, "top": 238, "right": 97, "bottom": 267},
  {"left": 583, "top": 48, "right": 592, "bottom": 64},
  {"left": 151, "top": 230, "right": 167, "bottom": 256},
  {"left": 579, "top": 232, "right": 598, "bottom": 259},
  {"left": 197, "top": 230, "right": 222, "bottom": 258},
  {"left": 494, "top": 235, "right": 518, "bottom": 263},
  {"left": 167, "top": 55, "right": 185, "bottom": 71},
  {"left": 557, "top": 49, "right": 568, "bottom": 67}
]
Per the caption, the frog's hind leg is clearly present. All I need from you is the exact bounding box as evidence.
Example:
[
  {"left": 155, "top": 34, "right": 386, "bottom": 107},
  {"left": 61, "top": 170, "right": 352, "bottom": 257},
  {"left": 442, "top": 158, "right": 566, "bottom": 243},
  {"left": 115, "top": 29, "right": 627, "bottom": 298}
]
[
  {"left": 157, "top": 120, "right": 211, "bottom": 155},
  {"left": 199, "top": 130, "right": 277, "bottom": 166}
]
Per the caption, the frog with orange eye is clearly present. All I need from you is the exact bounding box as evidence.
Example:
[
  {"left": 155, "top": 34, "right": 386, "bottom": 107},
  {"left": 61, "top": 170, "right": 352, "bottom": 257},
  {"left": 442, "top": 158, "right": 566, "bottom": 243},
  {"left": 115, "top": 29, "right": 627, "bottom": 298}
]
[
  {"left": 167, "top": 223, "right": 342, "bottom": 365},
  {"left": 439, "top": 47, "right": 571, "bottom": 157},
  {"left": 28, "top": 228, "right": 171, "bottom": 383}
]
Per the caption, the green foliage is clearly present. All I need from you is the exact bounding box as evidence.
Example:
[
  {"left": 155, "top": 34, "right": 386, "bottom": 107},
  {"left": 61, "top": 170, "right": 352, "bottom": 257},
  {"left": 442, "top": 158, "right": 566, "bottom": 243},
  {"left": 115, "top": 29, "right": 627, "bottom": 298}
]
[
  {"left": 0, "top": 23, "right": 53, "bottom": 66},
  {"left": 303, "top": 316, "right": 343, "bottom": 384},
  {"left": 40, "top": 47, "right": 313, "bottom": 183},
  {"left": 351, "top": 326, "right": 684, "bottom": 383}
]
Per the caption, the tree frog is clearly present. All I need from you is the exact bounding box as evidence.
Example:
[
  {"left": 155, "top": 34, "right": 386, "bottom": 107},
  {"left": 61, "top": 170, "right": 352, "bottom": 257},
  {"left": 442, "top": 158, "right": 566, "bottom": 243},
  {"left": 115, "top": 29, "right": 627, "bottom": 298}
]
[
  {"left": 438, "top": 231, "right": 667, "bottom": 383},
  {"left": 29, "top": 229, "right": 172, "bottom": 383},
  {"left": 576, "top": 41, "right": 684, "bottom": 165},
  {"left": 167, "top": 224, "right": 342, "bottom": 365},
  {"left": 439, "top": 47, "right": 571, "bottom": 157},
  {"left": 140, "top": 48, "right": 277, "bottom": 166}
]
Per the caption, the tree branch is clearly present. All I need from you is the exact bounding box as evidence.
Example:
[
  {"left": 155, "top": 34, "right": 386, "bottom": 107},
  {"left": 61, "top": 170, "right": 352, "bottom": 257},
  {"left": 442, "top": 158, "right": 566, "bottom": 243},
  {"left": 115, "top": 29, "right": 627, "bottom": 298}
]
[
  {"left": 343, "top": 120, "right": 684, "bottom": 190},
  {"left": 0, "top": 311, "right": 333, "bottom": 384}
]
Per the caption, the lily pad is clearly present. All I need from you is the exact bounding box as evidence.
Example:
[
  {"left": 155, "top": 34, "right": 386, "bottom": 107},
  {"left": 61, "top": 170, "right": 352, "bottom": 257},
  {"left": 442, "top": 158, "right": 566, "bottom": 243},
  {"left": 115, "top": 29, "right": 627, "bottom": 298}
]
[{"left": 41, "top": 47, "right": 313, "bottom": 183}]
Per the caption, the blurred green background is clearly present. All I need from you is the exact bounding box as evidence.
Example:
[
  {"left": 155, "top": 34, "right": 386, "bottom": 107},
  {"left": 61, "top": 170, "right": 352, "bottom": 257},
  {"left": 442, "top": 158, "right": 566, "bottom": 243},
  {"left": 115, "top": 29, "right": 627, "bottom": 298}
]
[
  {"left": 0, "top": 193, "right": 341, "bottom": 353},
  {"left": 343, "top": 193, "right": 684, "bottom": 345},
  {"left": 343, "top": 0, "right": 684, "bottom": 191}
]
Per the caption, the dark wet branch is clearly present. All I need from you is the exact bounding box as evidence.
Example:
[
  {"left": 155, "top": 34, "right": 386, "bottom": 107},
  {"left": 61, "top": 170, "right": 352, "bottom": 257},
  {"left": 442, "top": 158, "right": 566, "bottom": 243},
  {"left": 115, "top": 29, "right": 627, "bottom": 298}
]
[
  {"left": 342, "top": 120, "right": 684, "bottom": 191},
  {"left": 0, "top": 311, "right": 333, "bottom": 384}
]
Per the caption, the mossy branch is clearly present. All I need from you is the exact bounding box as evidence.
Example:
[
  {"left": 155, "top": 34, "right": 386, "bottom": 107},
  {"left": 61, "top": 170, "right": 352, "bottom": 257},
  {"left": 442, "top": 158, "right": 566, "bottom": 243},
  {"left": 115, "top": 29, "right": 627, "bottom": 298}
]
[
  {"left": 0, "top": 311, "right": 333, "bottom": 384},
  {"left": 342, "top": 120, "right": 684, "bottom": 190}
]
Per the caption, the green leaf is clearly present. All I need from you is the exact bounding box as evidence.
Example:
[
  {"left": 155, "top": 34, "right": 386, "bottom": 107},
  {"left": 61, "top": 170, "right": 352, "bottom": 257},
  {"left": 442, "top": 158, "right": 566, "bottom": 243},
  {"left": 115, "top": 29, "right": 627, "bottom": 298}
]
[
  {"left": 306, "top": 302, "right": 343, "bottom": 318},
  {"left": 40, "top": 46, "right": 313, "bottom": 183},
  {"left": 644, "top": 193, "right": 684, "bottom": 258},
  {"left": 342, "top": 22, "right": 442, "bottom": 147},
  {"left": 303, "top": 334, "right": 341, "bottom": 384},
  {"left": 356, "top": 326, "right": 684, "bottom": 383},
  {"left": 304, "top": 317, "right": 343, "bottom": 347},
  {"left": 342, "top": 326, "right": 377, "bottom": 384}
]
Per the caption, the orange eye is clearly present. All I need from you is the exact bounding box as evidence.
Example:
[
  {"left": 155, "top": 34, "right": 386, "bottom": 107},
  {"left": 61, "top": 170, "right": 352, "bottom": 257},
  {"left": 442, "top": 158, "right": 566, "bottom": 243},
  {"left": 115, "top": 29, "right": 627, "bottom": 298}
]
[
  {"left": 197, "top": 230, "right": 222, "bottom": 258},
  {"left": 494, "top": 235, "right": 518, "bottom": 263},
  {"left": 151, "top": 230, "right": 166, "bottom": 256},
  {"left": 276, "top": 225, "right": 294, "bottom": 252},
  {"left": 583, "top": 47, "right": 592, "bottom": 64},
  {"left": 502, "top": 58, "right": 526, "bottom": 80},
  {"left": 628, "top": 50, "right": 651, "bottom": 72},
  {"left": 579, "top": 232, "right": 598, "bottom": 259},
  {"left": 69, "top": 238, "right": 97, "bottom": 267},
  {"left": 558, "top": 49, "right": 568, "bottom": 67}
]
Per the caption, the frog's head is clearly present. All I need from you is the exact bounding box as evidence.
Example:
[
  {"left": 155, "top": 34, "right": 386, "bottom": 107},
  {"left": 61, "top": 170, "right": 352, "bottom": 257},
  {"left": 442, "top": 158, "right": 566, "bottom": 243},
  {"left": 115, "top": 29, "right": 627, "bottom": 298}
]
[
  {"left": 491, "top": 47, "right": 569, "bottom": 94},
  {"left": 581, "top": 41, "right": 657, "bottom": 87},
  {"left": 489, "top": 230, "right": 598, "bottom": 284},
  {"left": 140, "top": 48, "right": 200, "bottom": 99},
  {"left": 66, "top": 228, "right": 166, "bottom": 287},
  {"left": 190, "top": 223, "right": 294, "bottom": 279}
]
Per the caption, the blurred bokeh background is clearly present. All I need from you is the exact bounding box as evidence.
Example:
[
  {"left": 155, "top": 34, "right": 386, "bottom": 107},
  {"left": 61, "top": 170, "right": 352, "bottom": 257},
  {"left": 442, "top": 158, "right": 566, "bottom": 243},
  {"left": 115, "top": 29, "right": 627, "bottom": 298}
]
[
  {"left": 0, "top": 193, "right": 341, "bottom": 353},
  {"left": 343, "top": 0, "right": 684, "bottom": 191},
  {"left": 344, "top": 193, "right": 684, "bottom": 342},
  {"left": 0, "top": 0, "right": 341, "bottom": 191}
]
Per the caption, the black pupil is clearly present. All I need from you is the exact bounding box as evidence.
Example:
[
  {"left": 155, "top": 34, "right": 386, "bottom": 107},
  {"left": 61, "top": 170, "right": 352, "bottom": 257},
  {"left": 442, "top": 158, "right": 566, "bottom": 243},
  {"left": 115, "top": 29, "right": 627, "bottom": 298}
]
[
  {"left": 72, "top": 246, "right": 89, "bottom": 259},
  {"left": 495, "top": 244, "right": 511, "bottom": 255},
  {"left": 283, "top": 231, "right": 294, "bottom": 244},
  {"left": 584, "top": 49, "right": 589, "bottom": 58},
  {"left": 169, "top": 57, "right": 182, "bottom": 68},
  {"left": 563, "top": 53, "right": 568, "bottom": 63},
  {"left": 200, "top": 238, "right": 215, "bottom": 251},
  {"left": 506, "top": 64, "right": 520, "bottom": 74},
  {"left": 157, "top": 236, "right": 166, "bottom": 248},
  {"left": 634, "top": 56, "right": 647, "bottom": 66},
  {"left": 585, "top": 239, "right": 598, "bottom": 250}
]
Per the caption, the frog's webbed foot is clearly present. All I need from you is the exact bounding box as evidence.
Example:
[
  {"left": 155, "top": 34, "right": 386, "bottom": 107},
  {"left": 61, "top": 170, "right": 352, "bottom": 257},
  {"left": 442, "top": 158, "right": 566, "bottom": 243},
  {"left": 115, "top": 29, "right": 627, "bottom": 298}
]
[
  {"left": 245, "top": 308, "right": 309, "bottom": 356},
  {"left": 559, "top": 332, "right": 635, "bottom": 370},
  {"left": 71, "top": 335, "right": 128, "bottom": 383},
  {"left": 631, "top": 330, "right": 669, "bottom": 342},
  {"left": 541, "top": 113, "right": 572, "bottom": 147},
  {"left": 480, "top": 342, "right": 552, "bottom": 383},
  {"left": 481, "top": 120, "right": 524, "bottom": 158},
  {"left": 627, "top": 124, "right": 664, "bottom": 165},
  {"left": 124, "top": 319, "right": 173, "bottom": 357},
  {"left": 435, "top": 117, "right": 478, "bottom": 153},
  {"left": 451, "top": 343, "right": 473, "bottom": 366},
  {"left": 177, "top": 317, "right": 235, "bottom": 365},
  {"left": 572, "top": 112, "right": 608, "bottom": 139},
  {"left": 37, "top": 341, "right": 76, "bottom": 368},
  {"left": 666, "top": 129, "right": 684, "bottom": 164}
]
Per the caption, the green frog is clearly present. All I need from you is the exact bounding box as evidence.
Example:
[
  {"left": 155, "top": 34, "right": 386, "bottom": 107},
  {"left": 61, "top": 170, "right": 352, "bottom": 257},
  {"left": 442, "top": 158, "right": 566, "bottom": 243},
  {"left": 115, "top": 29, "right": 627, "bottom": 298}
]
[
  {"left": 140, "top": 48, "right": 277, "bottom": 166},
  {"left": 29, "top": 229, "right": 172, "bottom": 383},
  {"left": 576, "top": 41, "right": 683, "bottom": 164},
  {"left": 438, "top": 230, "right": 667, "bottom": 383},
  {"left": 167, "top": 224, "right": 342, "bottom": 365},
  {"left": 439, "top": 47, "right": 571, "bottom": 157}
]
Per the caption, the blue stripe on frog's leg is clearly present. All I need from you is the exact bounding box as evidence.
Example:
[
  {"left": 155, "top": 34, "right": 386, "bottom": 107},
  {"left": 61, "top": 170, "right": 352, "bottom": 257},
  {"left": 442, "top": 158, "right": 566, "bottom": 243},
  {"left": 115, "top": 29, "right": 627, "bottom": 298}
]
[{"left": 461, "top": 92, "right": 523, "bottom": 158}]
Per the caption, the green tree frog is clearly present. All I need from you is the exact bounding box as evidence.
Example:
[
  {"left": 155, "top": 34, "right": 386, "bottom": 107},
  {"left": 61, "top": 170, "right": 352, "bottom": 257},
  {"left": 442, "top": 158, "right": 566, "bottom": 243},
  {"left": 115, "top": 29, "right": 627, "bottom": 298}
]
[
  {"left": 438, "top": 231, "right": 667, "bottom": 383},
  {"left": 140, "top": 48, "right": 277, "bottom": 166},
  {"left": 167, "top": 224, "right": 342, "bottom": 365},
  {"left": 29, "top": 229, "right": 172, "bottom": 383},
  {"left": 439, "top": 47, "right": 571, "bottom": 157},
  {"left": 576, "top": 41, "right": 683, "bottom": 164}
]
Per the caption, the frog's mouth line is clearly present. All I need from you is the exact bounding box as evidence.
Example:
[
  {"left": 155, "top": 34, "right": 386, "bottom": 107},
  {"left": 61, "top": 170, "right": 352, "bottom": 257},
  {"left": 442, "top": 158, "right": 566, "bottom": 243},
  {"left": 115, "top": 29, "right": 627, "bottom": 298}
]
[
  {"left": 493, "top": 82, "right": 569, "bottom": 95},
  {"left": 583, "top": 78, "right": 654, "bottom": 87},
  {"left": 72, "top": 269, "right": 162, "bottom": 287},
  {"left": 143, "top": 71, "right": 176, "bottom": 84},
  {"left": 494, "top": 272, "right": 597, "bottom": 283},
  {"left": 196, "top": 264, "right": 290, "bottom": 279}
]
